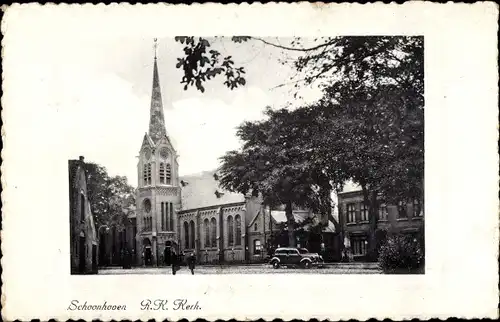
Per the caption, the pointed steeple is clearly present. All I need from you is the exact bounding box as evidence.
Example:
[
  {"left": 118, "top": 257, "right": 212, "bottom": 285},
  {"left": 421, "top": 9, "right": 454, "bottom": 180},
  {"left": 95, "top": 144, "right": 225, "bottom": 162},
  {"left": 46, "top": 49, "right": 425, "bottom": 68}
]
[{"left": 148, "top": 39, "right": 167, "bottom": 144}]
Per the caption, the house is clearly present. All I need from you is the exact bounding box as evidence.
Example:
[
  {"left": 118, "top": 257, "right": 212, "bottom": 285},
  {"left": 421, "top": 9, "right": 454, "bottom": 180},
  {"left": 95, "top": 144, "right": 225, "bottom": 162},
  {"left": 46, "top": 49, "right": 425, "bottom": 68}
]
[
  {"left": 69, "top": 156, "right": 98, "bottom": 274},
  {"left": 337, "top": 183, "right": 424, "bottom": 261}
]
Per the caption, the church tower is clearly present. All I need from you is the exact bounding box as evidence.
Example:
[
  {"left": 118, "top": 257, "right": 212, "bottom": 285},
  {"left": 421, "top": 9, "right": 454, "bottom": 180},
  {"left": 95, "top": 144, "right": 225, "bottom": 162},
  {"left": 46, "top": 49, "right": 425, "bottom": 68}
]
[{"left": 136, "top": 40, "right": 181, "bottom": 266}]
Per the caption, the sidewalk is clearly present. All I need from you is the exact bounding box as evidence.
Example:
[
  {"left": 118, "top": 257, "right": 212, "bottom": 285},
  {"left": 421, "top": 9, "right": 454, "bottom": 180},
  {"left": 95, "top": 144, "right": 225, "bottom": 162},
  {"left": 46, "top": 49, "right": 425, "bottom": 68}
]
[{"left": 99, "top": 261, "right": 379, "bottom": 270}]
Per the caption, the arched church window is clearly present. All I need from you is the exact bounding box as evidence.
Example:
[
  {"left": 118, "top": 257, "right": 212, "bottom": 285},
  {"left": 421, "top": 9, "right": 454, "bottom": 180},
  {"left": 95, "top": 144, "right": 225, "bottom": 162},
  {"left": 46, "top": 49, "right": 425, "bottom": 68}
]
[
  {"left": 159, "top": 163, "right": 166, "bottom": 184},
  {"left": 169, "top": 203, "right": 174, "bottom": 231},
  {"left": 227, "top": 216, "right": 234, "bottom": 246},
  {"left": 184, "top": 222, "right": 189, "bottom": 249},
  {"left": 165, "top": 164, "right": 172, "bottom": 185},
  {"left": 161, "top": 202, "right": 165, "bottom": 231},
  {"left": 143, "top": 163, "right": 152, "bottom": 186},
  {"left": 204, "top": 219, "right": 210, "bottom": 247},
  {"left": 143, "top": 198, "right": 152, "bottom": 213},
  {"left": 189, "top": 221, "right": 195, "bottom": 249},
  {"left": 210, "top": 218, "right": 217, "bottom": 247},
  {"left": 235, "top": 215, "right": 241, "bottom": 246}
]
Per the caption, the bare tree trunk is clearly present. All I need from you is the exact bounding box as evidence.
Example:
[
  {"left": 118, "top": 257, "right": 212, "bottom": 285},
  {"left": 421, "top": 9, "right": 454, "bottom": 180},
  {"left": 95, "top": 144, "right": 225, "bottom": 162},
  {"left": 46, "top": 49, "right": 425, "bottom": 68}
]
[{"left": 285, "top": 200, "right": 295, "bottom": 247}]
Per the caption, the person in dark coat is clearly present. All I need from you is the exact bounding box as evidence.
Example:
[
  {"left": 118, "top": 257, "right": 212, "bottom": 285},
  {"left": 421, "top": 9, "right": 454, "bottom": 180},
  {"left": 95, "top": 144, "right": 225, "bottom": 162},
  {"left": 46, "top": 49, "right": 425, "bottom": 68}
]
[
  {"left": 187, "top": 253, "right": 196, "bottom": 275},
  {"left": 171, "top": 249, "right": 178, "bottom": 275}
]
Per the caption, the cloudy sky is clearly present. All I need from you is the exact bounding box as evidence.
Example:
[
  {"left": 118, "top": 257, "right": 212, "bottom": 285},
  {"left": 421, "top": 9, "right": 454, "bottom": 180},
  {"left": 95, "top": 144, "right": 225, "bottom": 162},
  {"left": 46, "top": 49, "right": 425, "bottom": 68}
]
[{"left": 11, "top": 36, "right": 323, "bottom": 187}]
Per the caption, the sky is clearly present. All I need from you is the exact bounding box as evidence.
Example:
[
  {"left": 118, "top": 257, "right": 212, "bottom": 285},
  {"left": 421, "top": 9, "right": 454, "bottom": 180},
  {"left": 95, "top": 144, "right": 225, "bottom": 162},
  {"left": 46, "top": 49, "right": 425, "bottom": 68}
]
[{"left": 14, "top": 36, "right": 323, "bottom": 187}]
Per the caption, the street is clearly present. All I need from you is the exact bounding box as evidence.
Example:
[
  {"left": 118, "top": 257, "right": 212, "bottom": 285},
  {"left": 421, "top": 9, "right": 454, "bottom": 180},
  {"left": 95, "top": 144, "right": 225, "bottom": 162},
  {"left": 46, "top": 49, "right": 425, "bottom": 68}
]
[{"left": 98, "top": 263, "right": 381, "bottom": 275}]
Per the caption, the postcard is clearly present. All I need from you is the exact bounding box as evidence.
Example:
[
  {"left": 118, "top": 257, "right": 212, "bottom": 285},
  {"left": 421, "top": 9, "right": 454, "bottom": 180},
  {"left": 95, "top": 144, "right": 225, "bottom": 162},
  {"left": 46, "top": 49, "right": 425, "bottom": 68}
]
[{"left": 1, "top": 2, "right": 498, "bottom": 321}]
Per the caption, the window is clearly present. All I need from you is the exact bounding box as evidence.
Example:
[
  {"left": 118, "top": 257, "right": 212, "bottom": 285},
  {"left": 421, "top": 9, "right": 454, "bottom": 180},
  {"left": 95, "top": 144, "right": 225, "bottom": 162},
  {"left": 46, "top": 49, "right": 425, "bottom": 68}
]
[
  {"left": 143, "top": 199, "right": 152, "bottom": 213},
  {"left": 184, "top": 222, "right": 189, "bottom": 249},
  {"left": 144, "top": 217, "right": 152, "bottom": 231},
  {"left": 360, "top": 203, "right": 369, "bottom": 222},
  {"left": 413, "top": 199, "right": 422, "bottom": 217},
  {"left": 161, "top": 202, "right": 165, "bottom": 231},
  {"left": 169, "top": 203, "right": 174, "bottom": 231},
  {"left": 210, "top": 218, "right": 217, "bottom": 247},
  {"left": 189, "top": 221, "right": 195, "bottom": 249},
  {"left": 254, "top": 223, "right": 258, "bottom": 231},
  {"left": 254, "top": 240, "right": 262, "bottom": 255},
  {"left": 204, "top": 219, "right": 210, "bottom": 247},
  {"left": 165, "top": 164, "right": 171, "bottom": 185},
  {"left": 398, "top": 201, "right": 408, "bottom": 219},
  {"left": 227, "top": 216, "right": 234, "bottom": 246},
  {"left": 166, "top": 203, "right": 170, "bottom": 231},
  {"left": 80, "top": 194, "right": 85, "bottom": 222},
  {"left": 352, "top": 237, "right": 368, "bottom": 255},
  {"left": 346, "top": 203, "right": 356, "bottom": 223},
  {"left": 378, "top": 204, "right": 388, "bottom": 221},
  {"left": 235, "top": 215, "right": 241, "bottom": 245},
  {"left": 143, "top": 163, "right": 152, "bottom": 186},
  {"left": 159, "top": 163, "right": 166, "bottom": 184}
]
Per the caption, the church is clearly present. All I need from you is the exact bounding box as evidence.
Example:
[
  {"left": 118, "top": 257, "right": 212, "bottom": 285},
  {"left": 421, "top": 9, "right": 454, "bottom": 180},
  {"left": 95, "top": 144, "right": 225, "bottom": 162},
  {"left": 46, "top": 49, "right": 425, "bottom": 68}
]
[{"left": 128, "top": 48, "right": 340, "bottom": 266}]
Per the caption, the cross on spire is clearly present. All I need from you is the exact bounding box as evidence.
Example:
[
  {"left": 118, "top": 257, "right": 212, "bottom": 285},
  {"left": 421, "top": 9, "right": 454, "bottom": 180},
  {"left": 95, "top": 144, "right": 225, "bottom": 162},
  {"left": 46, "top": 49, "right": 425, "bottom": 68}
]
[{"left": 153, "top": 38, "right": 158, "bottom": 60}]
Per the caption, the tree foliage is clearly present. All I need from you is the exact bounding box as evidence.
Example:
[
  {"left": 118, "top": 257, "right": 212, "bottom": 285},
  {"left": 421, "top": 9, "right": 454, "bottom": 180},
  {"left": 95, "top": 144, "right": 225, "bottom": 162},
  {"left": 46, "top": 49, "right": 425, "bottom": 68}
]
[
  {"left": 174, "top": 36, "right": 247, "bottom": 92},
  {"left": 84, "top": 162, "right": 136, "bottom": 231},
  {"left": 218, "top": 107, "right": 343, "bottom": 247}
]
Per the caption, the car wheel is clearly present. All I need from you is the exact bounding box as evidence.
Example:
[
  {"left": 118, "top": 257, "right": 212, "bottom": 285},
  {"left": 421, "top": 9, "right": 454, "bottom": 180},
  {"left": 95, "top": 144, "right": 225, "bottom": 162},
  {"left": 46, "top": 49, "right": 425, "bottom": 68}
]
[
  {"left": 302, "top": 261, "right": 312, "bottom": 269},
  {"left": 272, "top": 261, "right": 280, "bottom": 269}
]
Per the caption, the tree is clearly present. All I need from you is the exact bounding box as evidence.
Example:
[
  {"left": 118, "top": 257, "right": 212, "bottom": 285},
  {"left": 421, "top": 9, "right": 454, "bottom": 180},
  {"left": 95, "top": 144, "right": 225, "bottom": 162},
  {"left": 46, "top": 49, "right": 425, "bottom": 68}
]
[
  {"left": 84, "top": 162, "right": 136, "bottom": 232},
  {"left": 218, "top": 107, "right": 341, "bottom": 247},
  {"left": 305, "top": 37, "right": 424, "bottom": 260}
]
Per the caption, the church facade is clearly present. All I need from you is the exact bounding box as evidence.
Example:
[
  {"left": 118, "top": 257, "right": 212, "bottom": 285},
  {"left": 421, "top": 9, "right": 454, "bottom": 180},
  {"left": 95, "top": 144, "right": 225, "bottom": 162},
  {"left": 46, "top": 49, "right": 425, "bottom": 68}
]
[{"left": 134, "top": 54, "right": 182, "bottom": 266}]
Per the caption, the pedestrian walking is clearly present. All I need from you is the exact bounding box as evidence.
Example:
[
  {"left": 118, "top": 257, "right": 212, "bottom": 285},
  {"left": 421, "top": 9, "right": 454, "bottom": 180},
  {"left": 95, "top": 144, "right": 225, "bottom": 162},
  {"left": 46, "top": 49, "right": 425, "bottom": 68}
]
[
  {"left": 187, "top": 253, "right": 196, "bottom": 275},
  {"left": 171, "top": 249, "right": 178, "bottom": 275}
]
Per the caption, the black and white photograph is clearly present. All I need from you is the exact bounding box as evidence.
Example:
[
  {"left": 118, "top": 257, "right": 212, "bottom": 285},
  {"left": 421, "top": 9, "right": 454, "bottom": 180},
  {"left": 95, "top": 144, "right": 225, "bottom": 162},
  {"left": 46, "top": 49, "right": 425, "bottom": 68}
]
[
  {"left": 69, "top": 36, "right": 425, "bottom": 275},
  {"left": 2, "top": 3, "right": 498, "bottom": 321}
]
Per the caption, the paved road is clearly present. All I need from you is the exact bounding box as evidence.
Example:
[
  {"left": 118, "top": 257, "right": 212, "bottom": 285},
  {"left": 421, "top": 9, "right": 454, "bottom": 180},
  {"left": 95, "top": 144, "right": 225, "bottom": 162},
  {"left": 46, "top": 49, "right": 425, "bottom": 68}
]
[{"left": 98, "top": 264, "right": 381, "bottom": 275}]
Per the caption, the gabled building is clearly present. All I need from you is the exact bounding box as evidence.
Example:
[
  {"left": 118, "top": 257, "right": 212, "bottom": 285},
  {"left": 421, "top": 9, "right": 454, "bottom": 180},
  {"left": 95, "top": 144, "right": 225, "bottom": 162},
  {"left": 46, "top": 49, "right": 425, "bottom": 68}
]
[{"left": 69, "top": 156, "right": 98, "bottom": 274}]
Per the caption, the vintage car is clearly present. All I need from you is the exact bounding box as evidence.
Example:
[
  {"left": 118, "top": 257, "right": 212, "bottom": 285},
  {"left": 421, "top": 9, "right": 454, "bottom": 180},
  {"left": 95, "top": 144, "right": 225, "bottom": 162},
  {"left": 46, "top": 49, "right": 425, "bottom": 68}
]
[{"left": 269, "top": 247, "right": 324, "bottom": 269}]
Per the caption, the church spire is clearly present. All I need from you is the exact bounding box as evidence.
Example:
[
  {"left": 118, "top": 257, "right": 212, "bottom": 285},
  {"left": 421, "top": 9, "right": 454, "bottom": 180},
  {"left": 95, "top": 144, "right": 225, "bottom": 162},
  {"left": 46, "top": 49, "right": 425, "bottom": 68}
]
[{"left": 148, "top": 38, "right": 167, "bottom": 143}]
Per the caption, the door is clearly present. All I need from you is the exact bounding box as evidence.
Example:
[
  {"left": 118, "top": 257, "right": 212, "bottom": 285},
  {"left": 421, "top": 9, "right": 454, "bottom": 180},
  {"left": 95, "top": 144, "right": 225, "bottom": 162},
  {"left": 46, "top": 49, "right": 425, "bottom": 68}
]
[
  {"left": 145, "top": 247, "right": 152, "bottom": 266},
  {"left": 282, "top": 250, "right": 292, "bottom": 265},
  {"left": 287, "top": 249, "right": 301, "bottom": 265},
  {"left": 164, "top": 247, "right": 171, "bottom": 266},
  {"left": 79, "top": 236, "right": 86, "bottom": 273}
]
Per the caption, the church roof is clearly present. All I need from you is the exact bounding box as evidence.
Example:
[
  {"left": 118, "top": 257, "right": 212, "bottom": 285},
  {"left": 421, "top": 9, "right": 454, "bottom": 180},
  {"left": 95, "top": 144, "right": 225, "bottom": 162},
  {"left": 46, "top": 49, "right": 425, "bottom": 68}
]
[
  {"left": 146, "top": 46, "right": 176, "bottom": 150},
  {"left": 339, "top": 180, "right": 362, "bottom": 194},
  {"left": 179, "top": 170, "right": 245, "bottom": 211}
]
